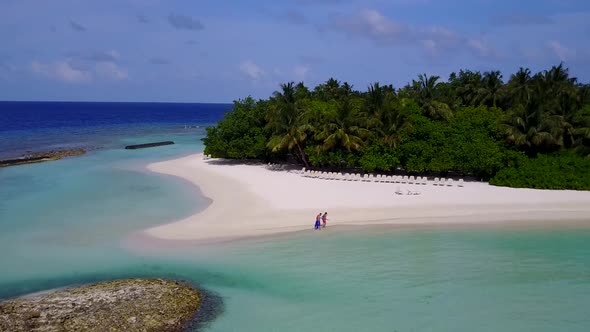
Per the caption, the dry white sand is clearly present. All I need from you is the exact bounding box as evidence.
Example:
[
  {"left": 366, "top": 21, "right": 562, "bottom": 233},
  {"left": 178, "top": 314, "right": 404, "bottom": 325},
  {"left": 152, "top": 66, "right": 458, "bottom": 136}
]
[{"left": 143, "top": 153, "right": 590, "bottom": 242}]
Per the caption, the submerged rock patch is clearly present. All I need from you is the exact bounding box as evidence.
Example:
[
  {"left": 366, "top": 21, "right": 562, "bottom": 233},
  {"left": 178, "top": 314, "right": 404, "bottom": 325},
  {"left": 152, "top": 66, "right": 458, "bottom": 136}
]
[{"left": 0, "top": 278, "right": 200, "bottom": 332}]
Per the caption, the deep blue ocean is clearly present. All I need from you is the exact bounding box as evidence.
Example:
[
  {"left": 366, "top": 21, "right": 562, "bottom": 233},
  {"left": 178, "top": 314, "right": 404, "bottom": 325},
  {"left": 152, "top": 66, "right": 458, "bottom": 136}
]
[
  {"left": 0, "top": 101, "right": 230, "bottom": 158},
  {"left": 1, "top": 101, "right": 590, "bottom": 331}
]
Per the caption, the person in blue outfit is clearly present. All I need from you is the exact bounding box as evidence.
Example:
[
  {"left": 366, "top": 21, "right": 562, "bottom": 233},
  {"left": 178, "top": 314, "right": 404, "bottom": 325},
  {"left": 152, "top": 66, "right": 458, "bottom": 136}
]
[{"left": 314, "top": 212, "right": 322, "bottom": 230}]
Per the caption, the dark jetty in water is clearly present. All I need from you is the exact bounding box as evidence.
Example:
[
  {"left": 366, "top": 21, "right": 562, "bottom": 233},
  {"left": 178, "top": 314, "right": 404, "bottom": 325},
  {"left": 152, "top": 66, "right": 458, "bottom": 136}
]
[
  {"left": 0, "top": 149, "right": 86, "bottom": 168},
  {"left": 125, "top": 141, "right": 175, "bottom": 150}
]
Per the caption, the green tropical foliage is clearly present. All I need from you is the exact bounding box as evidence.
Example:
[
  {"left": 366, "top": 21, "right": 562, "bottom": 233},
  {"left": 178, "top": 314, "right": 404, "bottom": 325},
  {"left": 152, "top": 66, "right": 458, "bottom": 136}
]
[
  {"left": 490, "top": 153, "right": 590, "bottom": 190},
  {"left": 204, "top": 64, "right": 590, "bottom": 190},
  {"left": 203, "top": 97, "right": 269, "bottom": 159}
]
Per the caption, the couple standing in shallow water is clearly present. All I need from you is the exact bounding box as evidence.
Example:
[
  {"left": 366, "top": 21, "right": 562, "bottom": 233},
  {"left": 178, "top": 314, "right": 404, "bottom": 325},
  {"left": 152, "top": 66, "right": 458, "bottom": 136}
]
[{"left": 314, "top": 212, "right": 328, "bottom": 230}]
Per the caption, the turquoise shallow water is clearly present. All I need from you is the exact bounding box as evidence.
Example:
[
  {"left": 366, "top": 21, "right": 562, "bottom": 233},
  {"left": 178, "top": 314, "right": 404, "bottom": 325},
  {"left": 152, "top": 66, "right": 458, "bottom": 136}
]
[
  {"left": 0, "top": 130, "right": 206, "bottom": 284},
  {"left": 177, "top": 227, "right": 590, "bottom": 332},
  {"left": 1, "top": 131, "right": 590, "bottom": 331}
]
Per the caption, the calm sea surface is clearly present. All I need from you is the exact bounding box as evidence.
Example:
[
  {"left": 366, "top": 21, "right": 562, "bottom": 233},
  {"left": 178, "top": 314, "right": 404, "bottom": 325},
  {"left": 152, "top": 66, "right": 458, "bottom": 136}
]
[{"left": 1, "top": 102, "right": 589, "bottom": 331}]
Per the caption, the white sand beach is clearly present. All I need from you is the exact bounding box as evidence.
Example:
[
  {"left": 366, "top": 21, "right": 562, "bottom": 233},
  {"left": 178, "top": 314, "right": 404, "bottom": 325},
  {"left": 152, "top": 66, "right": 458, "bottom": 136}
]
[{"left": 144, "top": 153, "right": 590, "bottom": 242}]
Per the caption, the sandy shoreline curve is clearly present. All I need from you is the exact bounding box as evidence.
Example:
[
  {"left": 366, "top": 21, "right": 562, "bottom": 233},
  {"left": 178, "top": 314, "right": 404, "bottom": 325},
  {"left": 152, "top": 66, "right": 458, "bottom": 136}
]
[{"left": 142, "top": 153, "right": 590, "bottom": 242}]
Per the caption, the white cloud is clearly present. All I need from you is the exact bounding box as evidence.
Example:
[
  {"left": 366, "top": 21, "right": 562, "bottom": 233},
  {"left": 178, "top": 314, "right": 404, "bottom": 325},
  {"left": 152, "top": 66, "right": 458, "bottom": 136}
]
[
  {"left": 333, "top": 9, "right": 408, "bottom": 44},
  {"left": 31, "top": 60, "right": 91, "bottom": 83},
  {"left": 331, "top": 9, "right": 500, "bottom": 59},
  {"left": 95, "top": 62, "right": 128, "bottom": 80},
  {"left": 30, "top": 59, "right": 128, "bottom": 83},
  {"left": 293, "top": 65, "right": 309, "bottom": 81},
  {"left": 547, "top": 41, "right": 574, "bottom": 61},
  {"left": 468, "top": 39, "right": 497, "bottom": 58},
  {"left": 239, "top": 60, "right": 264, "bottom": 80}
]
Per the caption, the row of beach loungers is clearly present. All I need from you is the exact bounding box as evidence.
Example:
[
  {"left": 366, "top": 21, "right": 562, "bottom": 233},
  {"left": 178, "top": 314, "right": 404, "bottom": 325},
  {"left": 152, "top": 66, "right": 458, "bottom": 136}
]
[{"left": 300, "top": 169, "right": 464, "bottom": 187}]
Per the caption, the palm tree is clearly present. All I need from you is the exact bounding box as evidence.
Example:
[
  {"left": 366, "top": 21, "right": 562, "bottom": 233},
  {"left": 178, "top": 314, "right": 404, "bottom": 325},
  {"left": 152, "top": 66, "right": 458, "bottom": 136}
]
[
  {"left": 507, "top": 67, "right": 533, "bottom": 106},
  {"left": 294, "top": 82, "right": 311, "bottom": 101},
  {"left": 380, "top": 99, "right": 412, "bottom": 148},
  {"left": 316, "top": 97, "right": 370, "bottom": 152},
  {"left": 312, "top": 78, "right": 341, "bottom": 101},
  {"left": 325, "top": 78, "right": 341, "bottom": 100},
  {"left": 454, "top": 70, "right": 484, "bottom": 106},
  {"left": 341, "top": 82, "right": 354, "bottom": 98},
  {"left": 366, "top": 83, "right": 385, "bottom": 113},
  {"left": 500, "top": 102, "right": 558, "bottom": 154},
  {"left": 535, "top": 64, "right": 577, "bottom": 112},
  {"left": 267, "top": 82, "right": 311, "bottom": 167},
  {"left": 547, "top": 89, "right": 590, "bottom": 149},
  {"left": 479, "top": 70, "right": 503, "bottom": 107},
  {"left": 415, "top": 73, "right": 439, "bottom": 101},
  {"left": 413, "top": 74, "right": 452, "bottom": 120},
  {"left": 364, "top": 82, "right": 386, "bottom": 130}
]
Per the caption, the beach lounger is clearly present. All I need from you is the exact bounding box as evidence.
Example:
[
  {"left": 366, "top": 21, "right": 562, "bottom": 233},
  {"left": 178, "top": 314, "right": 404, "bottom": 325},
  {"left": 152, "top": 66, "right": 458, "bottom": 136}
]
[
  {"left": 409, "top": 176, "right": 415, "bottom": 184},
  {"left": 395, "top": 187, "right": 404, "bottom": 195},
  {"left": 440, "top": 178, "right": 447, "bottom": 186},
  {"left": 433, "top": 177, "right": 440, "bottom": 185},
  {"left": 401, "top": 176, "right": 408, "bottom": 184},
  {"left": 458, "top": 179, "right": 464, "bottom": 187},
  {"left": 446, "top": 178, "right": 454, "bottom": 186}
]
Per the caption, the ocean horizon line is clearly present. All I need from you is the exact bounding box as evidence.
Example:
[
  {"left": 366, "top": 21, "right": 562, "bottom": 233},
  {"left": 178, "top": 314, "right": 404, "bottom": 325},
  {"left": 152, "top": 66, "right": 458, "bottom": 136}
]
[{"left": 0, "top": 100, "right": 234, "bottom": 106}]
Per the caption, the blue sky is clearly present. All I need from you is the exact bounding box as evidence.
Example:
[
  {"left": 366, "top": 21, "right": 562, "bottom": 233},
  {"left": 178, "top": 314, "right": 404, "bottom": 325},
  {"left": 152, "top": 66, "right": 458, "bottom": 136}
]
[{"left": 1, "top": 0, "right": 589, "bottom": 103}]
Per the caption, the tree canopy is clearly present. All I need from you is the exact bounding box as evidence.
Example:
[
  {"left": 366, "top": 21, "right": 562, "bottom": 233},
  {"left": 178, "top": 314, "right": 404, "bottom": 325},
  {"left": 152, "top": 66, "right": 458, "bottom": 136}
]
[{"left": 204, "top": 64, "right": 590, "bottom": 190}]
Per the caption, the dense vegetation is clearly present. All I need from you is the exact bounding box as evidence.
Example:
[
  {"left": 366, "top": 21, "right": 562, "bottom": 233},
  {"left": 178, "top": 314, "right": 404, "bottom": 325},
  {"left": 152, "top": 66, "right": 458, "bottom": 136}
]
[{"left": 203, "top": 64, "right": 590, "bottom": 190}]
